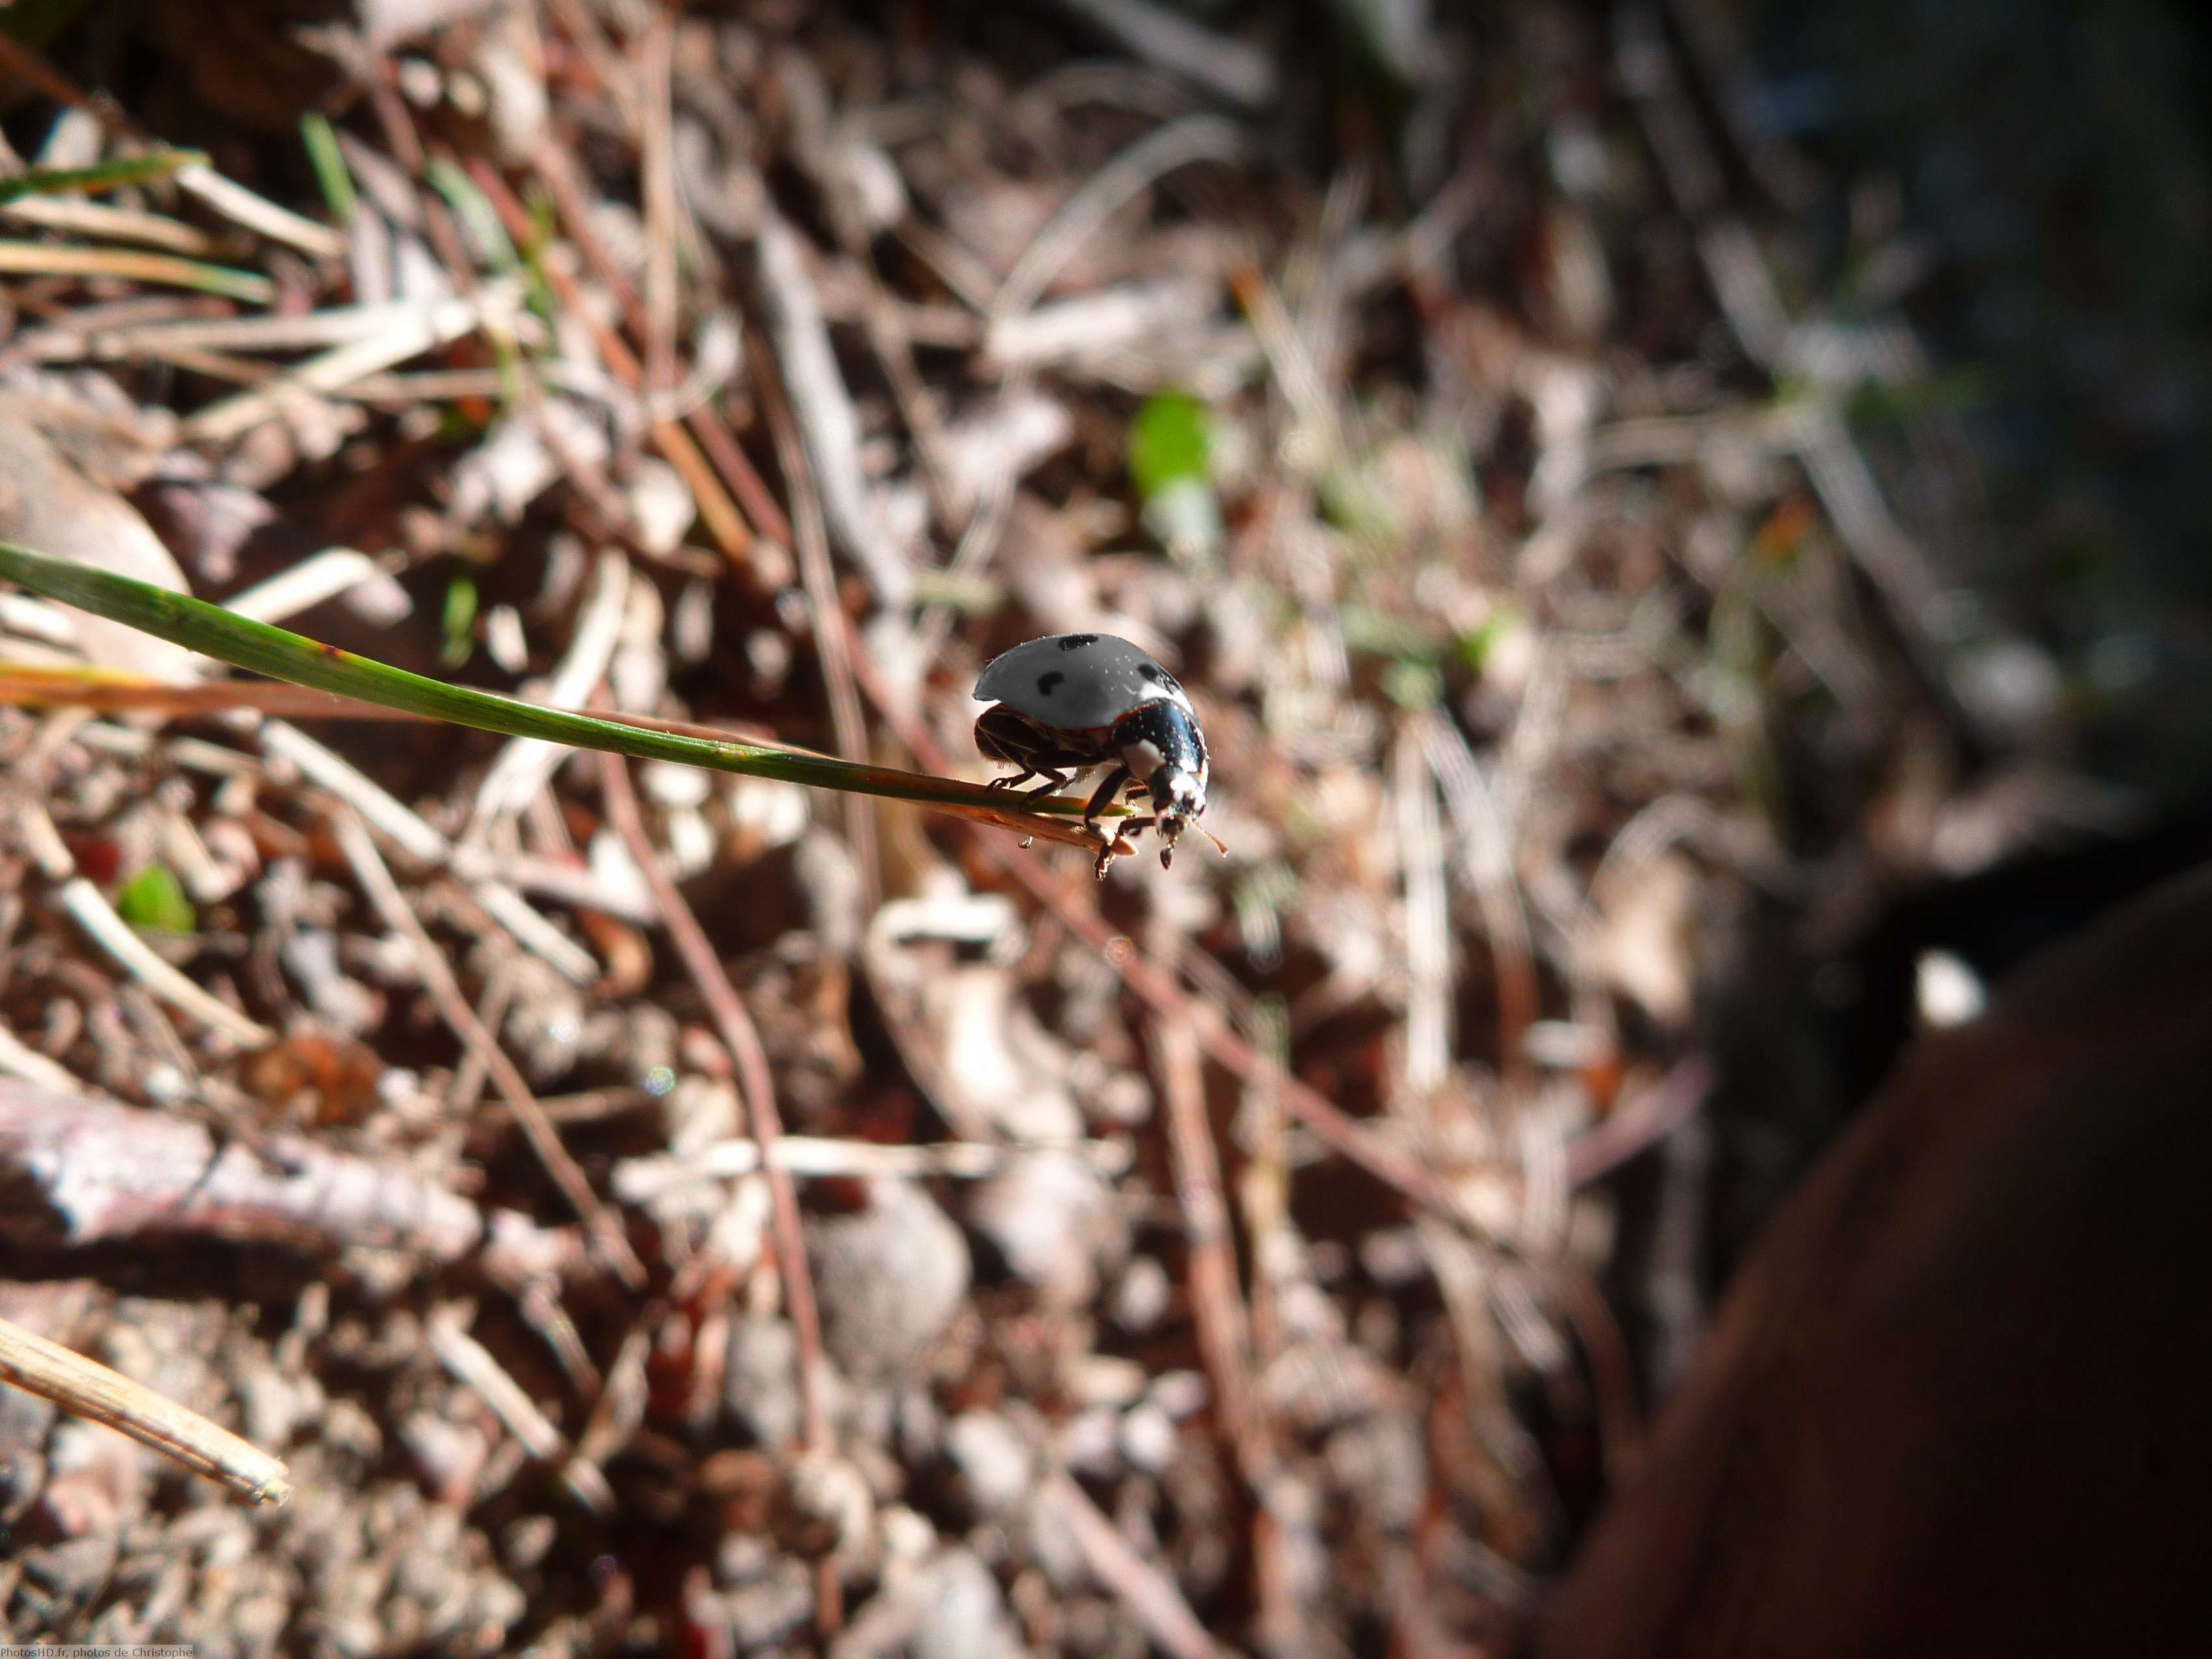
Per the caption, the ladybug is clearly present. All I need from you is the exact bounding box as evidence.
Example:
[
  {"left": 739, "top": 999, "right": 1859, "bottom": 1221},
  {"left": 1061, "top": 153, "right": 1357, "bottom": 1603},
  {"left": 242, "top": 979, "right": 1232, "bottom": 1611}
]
[{"left": 973, "top": 632, "right": 1211, "bottom": 873}]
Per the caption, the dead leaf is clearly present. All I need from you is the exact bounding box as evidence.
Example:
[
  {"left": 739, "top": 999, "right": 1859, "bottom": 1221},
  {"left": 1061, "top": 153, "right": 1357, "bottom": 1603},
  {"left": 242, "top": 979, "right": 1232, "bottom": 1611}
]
[
  {"left": 0, "top": 410, "right": 200, "bottom": 683},
  {"left": 1583, "top": 849, "right": 1700, "bottom": 1028}
]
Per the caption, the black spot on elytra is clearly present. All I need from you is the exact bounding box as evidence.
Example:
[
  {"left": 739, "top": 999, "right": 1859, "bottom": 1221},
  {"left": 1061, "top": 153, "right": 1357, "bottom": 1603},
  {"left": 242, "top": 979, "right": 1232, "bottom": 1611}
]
[
  {"left": 1138, "top": 663, "right": 1168, "bottom": 684},
  {"left": 1036, "top": 671, "right": 1065, "bottom": 696},
  {"left": 1057, "top": 634, "right": 1100, "bottom": 651}
]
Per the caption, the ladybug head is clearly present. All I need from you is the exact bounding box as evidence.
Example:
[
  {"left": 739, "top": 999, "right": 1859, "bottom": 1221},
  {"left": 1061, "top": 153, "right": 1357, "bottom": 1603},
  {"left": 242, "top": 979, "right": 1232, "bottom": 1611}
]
[{"left": 1148, "top": 763, "right": 1206, "bottom": 866}]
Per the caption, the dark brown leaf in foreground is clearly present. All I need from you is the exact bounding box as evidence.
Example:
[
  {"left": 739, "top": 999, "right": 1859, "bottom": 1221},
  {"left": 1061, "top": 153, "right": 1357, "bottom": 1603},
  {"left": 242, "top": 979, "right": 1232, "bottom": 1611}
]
[{"left": 1535, "top": 863, "right": 2212, "bottom": 1659}]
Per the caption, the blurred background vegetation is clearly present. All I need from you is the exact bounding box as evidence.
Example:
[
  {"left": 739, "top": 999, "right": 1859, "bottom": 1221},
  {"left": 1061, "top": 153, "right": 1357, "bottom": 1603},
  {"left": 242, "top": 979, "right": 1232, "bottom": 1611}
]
[{"left": 1753, "top": 0, "right": 2212, "bottom": 794}]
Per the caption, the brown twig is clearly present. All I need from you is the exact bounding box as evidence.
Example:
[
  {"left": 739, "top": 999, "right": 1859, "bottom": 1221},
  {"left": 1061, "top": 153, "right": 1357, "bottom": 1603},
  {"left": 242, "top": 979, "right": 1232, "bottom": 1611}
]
[
  {"left": 522, "top": 139, "right": 794, "bottom": 549},
  {"left": 1390, "top": 725, "right": 1553, "bottom": 1576},
  {"left": 1144, "top": 1001, "right": 1261, "bottom": 1475},
  {"left": 427, "top": 1302, "right": 615, "bottom": 1516},
  {"left": 1040, "top": 1473, "right": 1233, "bottom": 1659},
  {"left": 635, "top": 10, "right": 682, "bottom": 399},
  {"left": 1149, "top": 984, "right": 1305, "bottom": 1651},
  {"left": 990, "top": 115, "right": 1249, "bottom": 318},
  {"left": 595, "top": 749, "right": 826, "bottom": 1446},
  {"left": 1613, "top": 5, "right": 1980, "bottom": 749},
  {"left": 753, "top": 215, "right": 916, "bottom": 605},
  {"left": 330, "top": 809, "right": 647, "bottom": 1288},
  {"left": 1048, "top": 0, "right": 1278, "bottom": 110},
  {"left": 1563, "top": 1054, "right": 1713, "bottom": 1188},
  {"left": 596, "top": 749, "right": 839, "bottom": 1630},
  {"left": 1420, "top": 712, "right": 1541, "bottom": 1099},
  {"left": 1015, "top": 835, "right": 1463, "bottom": 1215},
  {"left": 1551, "top": 1267, "right": 1647, "bottom": 1487},
  {"left": 751, "top": 329, "right": 882, "bottom": 914},
  {"left": 1393, "top": 723, "right": 1456, "bottom": 1102}
]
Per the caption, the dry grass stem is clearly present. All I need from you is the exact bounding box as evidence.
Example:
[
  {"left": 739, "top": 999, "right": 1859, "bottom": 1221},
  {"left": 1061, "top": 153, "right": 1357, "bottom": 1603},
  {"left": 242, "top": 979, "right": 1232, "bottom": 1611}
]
[
  {"left": 0, "top": 239, "right": 274, "bottom": 303},
  {"left": 754, "top": 334, "right": 883, "bottom": 910},
  {"left": 0, "top": 1314, "right": 291, "bottom": 1506},
  {"left": 614, "top": 1133, "right": 1131, "bottom": 1202}
]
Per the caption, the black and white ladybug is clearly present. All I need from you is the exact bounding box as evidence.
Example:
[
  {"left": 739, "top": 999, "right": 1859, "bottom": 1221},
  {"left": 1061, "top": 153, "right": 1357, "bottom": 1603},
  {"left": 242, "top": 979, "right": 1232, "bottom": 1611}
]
[{"left": 973, "top": 632, "right": 1211, "bottom": 874}]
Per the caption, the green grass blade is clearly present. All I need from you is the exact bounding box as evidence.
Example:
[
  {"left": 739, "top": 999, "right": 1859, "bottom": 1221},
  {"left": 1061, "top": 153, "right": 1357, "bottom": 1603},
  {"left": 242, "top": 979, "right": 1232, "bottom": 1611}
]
[
  {"left": 297, "top": 115, "right": 357, "bottom": 228},
  {"left": 0, "top": 148, "right": 209, "bottom": 205},
  {"left": 0, "top": 541, "right": 1111, "bottom": 843}
]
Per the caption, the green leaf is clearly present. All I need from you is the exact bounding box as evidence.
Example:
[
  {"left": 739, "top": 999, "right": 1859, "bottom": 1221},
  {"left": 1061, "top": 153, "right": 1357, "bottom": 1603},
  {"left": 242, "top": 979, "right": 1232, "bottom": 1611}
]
[
  {"left": 1454, "top": 607, "right": 1515, "bottom": 672},
  {"left": 1128, "top": 392, "right": 1212, "bottom": 500},
  {"left": 440, "top": 573, "right": 478, "bottom": 668},
  {"left": 0, "top": 541, "right": 1122, "bottom": 848},
  {"left": 116, "top": 863, "right": 195, "bottom": 934}
]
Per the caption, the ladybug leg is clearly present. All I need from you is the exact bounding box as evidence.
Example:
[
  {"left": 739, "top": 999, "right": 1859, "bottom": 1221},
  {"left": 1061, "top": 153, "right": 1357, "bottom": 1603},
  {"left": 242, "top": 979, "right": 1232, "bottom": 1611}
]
[
  {"left": 1084, "top": 766, "right": 1142, "bottom": 880},
  {"left": 1019, "top": 768, "right": 1075, "bottom": 801},
  {"left": 987, "top": 768, "right": 1038, "bottom": 791},
  {"left": 1081, "top": 764, "right": 1133, "bottom": 830}
]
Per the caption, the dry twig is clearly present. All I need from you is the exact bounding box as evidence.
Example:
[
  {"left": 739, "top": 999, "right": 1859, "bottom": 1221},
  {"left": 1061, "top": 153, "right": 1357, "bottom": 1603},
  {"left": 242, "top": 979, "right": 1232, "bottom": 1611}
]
[
  {"left": 1049, "top": 0, "right": 1278, "bottom": 110},
  {"left": 753, "top": 331, "right": 882, "bottom": 912},
  {"left": 0, "top": 1315, "right": 291, "bottom": 1507},
  {"left": 0, "top": 1081, "right": 420, "bottom": 1258},
  {"left": 330, "top": 808, "right": 647, "bottom": 1288},
  {"left": 1041, "top": 1473, "right": 1235, "bottom": 1659},
  {"left": 1146, "top": 999, "right": 1261, "bottom": 1473},
  {"left": 753, "top": 215, "right": 915, "bottom": 606}
]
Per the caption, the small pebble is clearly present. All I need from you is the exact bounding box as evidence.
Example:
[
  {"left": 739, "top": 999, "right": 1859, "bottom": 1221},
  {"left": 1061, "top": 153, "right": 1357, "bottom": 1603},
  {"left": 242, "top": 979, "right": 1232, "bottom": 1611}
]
[
  {"left": 809, "top": 1181, "right": 971, "bottom": 1380},
  {"left": 1148, "top": 1370, "right": 1209, "bottom": 1420},
  {"left": 1059, "top": 1407, "right": 1120, "bottom": 1477},
  {"left": 1113, "top": 1258, "right": 1172, "bottom": 1332},
  {"left": 945, "top": 1411, "right": 1034, "bottom": 1516},
  {"left": 1118, "top": 1403, "right": 1178, "bottom": 1474},
  {"left": 1068, "top": 1355, "right": 1146, "bottom": 1409},
  {"left": 909, "top": 1548, "right": 1031, "bottom": 1659},
  {"left": 500, "top": 1515, "right": 557, "bottom": 1574}
]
